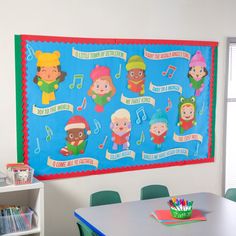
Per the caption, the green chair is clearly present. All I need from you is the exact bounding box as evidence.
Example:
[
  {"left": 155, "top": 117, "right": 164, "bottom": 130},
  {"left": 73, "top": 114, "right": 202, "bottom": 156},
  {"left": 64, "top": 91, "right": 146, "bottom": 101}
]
[
  {"left": 77, "top": 221, "right": 98, "bottom": 236},
  {"left": 225, "top": 188, "right": 236, "bottom": 202},
  {"left": 141, "top": 184, "right": 170, "bottom": 200},
  {"left": 90, "top": 190, "right": 122, "bottom": 207}
]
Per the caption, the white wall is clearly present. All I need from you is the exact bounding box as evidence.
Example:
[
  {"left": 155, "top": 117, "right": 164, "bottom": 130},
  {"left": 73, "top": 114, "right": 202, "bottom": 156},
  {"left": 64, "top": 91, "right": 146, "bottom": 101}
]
[{"left": 0, "top": 0, "right": 234, "bottom": 235}]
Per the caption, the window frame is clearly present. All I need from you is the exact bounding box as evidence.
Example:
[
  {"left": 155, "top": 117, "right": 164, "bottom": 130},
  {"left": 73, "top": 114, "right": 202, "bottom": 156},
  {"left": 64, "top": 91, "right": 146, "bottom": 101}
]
[{"left": 223, "top": 38, "right": 236, "bottom": 194}]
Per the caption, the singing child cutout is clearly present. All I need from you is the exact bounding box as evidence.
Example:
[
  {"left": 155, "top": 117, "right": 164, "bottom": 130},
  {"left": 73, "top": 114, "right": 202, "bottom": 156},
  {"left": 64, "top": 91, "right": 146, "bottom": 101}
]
[
  {"left": 149, "top": 109, "right": 168, "bottom": 149},
  {"left": 110, "top": 109, "right": 131, "bottom": 150},
  {"left": 88, "top": 65, "right": 116, "bottom": 112},
  {"left": 188, "top": 50, "right": 208, "bottom": 96},
  {"left": 126, "top": 55, "right": 146, "bottom": 96},
  {"left": 60, "top": 116, "right": 91, "bottom": 156},
  {"left": 33, "top": 50, "right": 67, "bottom": 105}
]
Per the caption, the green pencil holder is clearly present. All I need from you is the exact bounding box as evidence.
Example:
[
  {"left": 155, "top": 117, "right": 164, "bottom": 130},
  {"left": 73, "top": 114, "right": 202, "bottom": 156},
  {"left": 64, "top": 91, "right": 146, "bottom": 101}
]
[{"left": 170, "top": 208, "right": 192, "bottom": 219}]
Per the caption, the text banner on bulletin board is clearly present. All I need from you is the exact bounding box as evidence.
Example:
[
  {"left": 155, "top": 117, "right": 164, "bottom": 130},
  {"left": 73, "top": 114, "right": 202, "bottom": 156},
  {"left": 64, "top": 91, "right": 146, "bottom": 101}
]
[{"left": 15, "top": 35, "right": 218, "bottom": 180}]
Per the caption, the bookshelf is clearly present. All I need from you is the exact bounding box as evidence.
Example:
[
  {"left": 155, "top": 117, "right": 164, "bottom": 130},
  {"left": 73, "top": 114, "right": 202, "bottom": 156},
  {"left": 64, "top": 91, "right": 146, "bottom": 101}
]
[{"left": 0, "top": 178, "right": 44, "bottom": 236}]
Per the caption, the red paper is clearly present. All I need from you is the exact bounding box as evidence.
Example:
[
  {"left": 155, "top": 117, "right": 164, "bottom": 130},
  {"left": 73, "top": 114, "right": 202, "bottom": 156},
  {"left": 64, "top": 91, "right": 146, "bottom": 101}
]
[{"left": 151, "top": 209, "right": 206, "bottom": 223}]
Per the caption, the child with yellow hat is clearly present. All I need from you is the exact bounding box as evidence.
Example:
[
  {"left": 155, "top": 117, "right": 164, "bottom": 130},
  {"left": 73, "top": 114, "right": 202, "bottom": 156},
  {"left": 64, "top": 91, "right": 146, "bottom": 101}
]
[
  {"left": 126, "top": 55, "right": 146, "bottom": 96},
  {"left": 33, "top": 50, "right": 67, "bottom": 105}
]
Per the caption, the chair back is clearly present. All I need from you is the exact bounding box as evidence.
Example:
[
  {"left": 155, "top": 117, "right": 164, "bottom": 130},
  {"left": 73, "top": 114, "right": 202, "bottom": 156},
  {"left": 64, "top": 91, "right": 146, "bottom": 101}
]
[
  {"left": 90, "top": 190, "right": 121, "bottom": 207},
  {"left": 225, "top": 188, "right": 236, "bottom": 202},
  {"left": 141, "top": 184, "right": 169, "bottom": 200},
  {"left": 77, "top": 222, "right": 98, "bottom": 236}
]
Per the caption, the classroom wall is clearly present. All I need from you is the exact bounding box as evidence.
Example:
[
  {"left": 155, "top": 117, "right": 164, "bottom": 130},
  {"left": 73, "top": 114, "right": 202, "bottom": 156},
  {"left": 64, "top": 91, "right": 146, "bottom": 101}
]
[{"left": 0, "top": 0, "right": 234, "bottom": 235}]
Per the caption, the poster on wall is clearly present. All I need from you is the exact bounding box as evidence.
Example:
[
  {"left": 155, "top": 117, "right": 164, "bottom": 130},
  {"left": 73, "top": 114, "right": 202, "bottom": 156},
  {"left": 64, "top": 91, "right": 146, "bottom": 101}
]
[{"left": 15, "top": 35, "right": 218, "bottom": 180}]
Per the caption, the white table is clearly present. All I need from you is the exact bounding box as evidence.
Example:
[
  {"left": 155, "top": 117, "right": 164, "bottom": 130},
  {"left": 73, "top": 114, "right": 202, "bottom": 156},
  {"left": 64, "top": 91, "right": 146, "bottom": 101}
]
[{"left": 74, "top": 192, "right": 236, "bottom": 236}]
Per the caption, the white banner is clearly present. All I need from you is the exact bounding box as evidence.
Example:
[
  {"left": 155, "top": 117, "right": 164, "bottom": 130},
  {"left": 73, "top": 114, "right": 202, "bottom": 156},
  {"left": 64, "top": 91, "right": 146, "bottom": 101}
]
[
  {"left": 142, "top": 148, "right": 189, "bottom": 161},
  {"left": 106, "top": 150, "right": 135, "bottom": 160},
  {"left": 120, "top": 93, "right": 155, "bottom": 106},
  {"left": 32, "top": 103, "right": 74, "bottom": 116},
  {"left": 149, "top": 82, "right": 182, "bottom": 94},
  {"left": 47, "top": 157, "right": 98, "bottom": 168},
  {"left": 144, "top": 49, "right": 191, "bottom": 60},
  {"left": 72, "top": 48, "right": 127, "bottom": 60},
  {"left": 173, "top": 133, "right": 203, "bottom": 143}
]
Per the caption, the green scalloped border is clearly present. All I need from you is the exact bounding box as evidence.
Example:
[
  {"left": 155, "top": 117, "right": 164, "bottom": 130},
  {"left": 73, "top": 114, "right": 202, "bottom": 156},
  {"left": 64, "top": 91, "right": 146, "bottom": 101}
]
[
  {"left": 211, "top": 46, "right": 218, "bottom": 158},
  {"left": 15, "top": 35, "right": 24, "bottom": 163}
]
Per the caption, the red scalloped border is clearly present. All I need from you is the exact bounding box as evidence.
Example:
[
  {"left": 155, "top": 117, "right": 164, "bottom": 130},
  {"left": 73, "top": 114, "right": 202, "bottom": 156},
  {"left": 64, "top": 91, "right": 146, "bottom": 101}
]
[
  {"left": 19, "top": 35, "right": 218, "bottom": 181},
  {"left": 21, "top": 38, "right": 29, "bottom": 165},
  {"left": 207, "top": 46, "right": 215, "bottom": 158},
  {"left": 37, "top": 158, "right": 214, "bottom": 181},
  {"left": 21, "top": 35, "right": 218, "bottom": 46}
]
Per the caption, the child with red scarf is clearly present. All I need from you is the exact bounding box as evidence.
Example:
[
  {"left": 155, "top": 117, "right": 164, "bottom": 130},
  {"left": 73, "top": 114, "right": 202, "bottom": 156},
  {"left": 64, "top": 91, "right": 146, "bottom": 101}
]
[
  {"left": 126, "top": 55, "right": 146, "bottom": 96},
  {"left": 149, "top": 109, "right": 168, "bottom": 149},
  {"left": 110, "top": 109, "right": 131, "bottom": 150}
]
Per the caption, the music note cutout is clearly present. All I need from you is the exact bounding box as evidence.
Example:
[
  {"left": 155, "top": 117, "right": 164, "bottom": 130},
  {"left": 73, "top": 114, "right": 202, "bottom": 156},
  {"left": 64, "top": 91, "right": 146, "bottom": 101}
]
[
  {"left": 199, "top": 102, "right": 205, "bottom": 115},
  {"left": 93, "top": 119, "right": 101, "bottom": 134},
  {"left": 162, "top": 65, "right": 176, "bottom": 78},
  {"left": 34, "top": 138, "right": 40, "bottom": 154},
  {"left": 99, "top": 136, "right": 108, "bottom": 149},
  {"left": 115, "top": 64, "right": 122, "bottom": 79},
  {"left": 136, "top": 106, "right": 147, "bottom": 124},
  {"left": 194, "top": 143, "right": 200, "bottom": 156},
  {"left": 69, "top": 74, "right": 84, "bottom": 89},
  {"left": 77, "top": 97, "right": 87, "bottom": 111},
  {"left": 165, "top": 98, "right": 172, "bottom": 112},
  {"left": 26, "top": 44, "right": 35, "bottom": 61},
  {"left": 45, "top": 125, "right": 53, "bottom": 142},
  {"left": 136, "top": 131, "right": 145, "bottom": 145}
]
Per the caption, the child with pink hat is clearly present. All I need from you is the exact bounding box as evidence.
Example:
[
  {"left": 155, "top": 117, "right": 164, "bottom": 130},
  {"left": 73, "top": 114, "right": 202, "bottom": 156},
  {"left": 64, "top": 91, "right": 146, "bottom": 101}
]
[
  {"left": 88, "top": 65, "right": 116, "bottom": 112},
  {"left": 188, "top": 50, "right": 208, "bottom": 96}
]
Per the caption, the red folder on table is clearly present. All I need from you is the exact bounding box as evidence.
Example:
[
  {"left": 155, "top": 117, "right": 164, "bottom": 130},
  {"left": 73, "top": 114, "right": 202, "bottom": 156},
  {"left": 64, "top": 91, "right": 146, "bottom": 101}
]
[{"left": 151, "top": 209, "right": 206, "bottom": 226}]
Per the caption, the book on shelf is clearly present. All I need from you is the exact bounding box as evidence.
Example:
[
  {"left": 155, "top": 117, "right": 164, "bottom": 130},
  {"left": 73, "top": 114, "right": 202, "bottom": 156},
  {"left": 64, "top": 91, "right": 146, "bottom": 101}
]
[{"left": 0, "top": 206, "right": 34, "bottom": 234}]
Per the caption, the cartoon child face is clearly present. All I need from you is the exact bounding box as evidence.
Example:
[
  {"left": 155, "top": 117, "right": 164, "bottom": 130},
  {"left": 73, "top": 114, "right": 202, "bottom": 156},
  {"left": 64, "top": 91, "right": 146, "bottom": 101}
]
[
  {"left": 66, "top": 128, "right": 87, "bottom": 143},
  {"left": 37, "top": 66, "right": 61, "bottom": 82},
  {"left": 189, "top": 66, "right": 206, "bottom": 81},
  {"left": 181, "top": 104, "right": 195, "bottom": 121},
  {"left": 127, "top": 68, "right": 145, "bottom": 82},
  {"left": 92, "top": 78, "right": 111, "bottom": 95},
  {"left": 112, "top": 117, "right": 130, "bottom": 133},
  {"left": 150, "top": 122, "right": 168, "bottom": 136}
]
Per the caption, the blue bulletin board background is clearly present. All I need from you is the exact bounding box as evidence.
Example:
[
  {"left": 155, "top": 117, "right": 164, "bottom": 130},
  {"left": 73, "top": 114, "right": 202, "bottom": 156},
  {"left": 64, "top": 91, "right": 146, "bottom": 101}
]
[{"left": 15, "top": 35, "right": 218, "bottom": 180}]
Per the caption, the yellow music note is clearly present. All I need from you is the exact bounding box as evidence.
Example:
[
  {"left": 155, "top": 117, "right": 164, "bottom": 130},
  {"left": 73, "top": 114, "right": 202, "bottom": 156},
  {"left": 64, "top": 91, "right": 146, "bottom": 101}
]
[
  {"left": 136, "top": 131, "right": 145, "bottom": 145},
  {"left": 69, "top": 74, "right": 84, "bottom": 89},
  {"left": 115, "top": 64, "right": 122, "bottom": 79},
  {"left": 45, "top": 125, "right": 53, "bottom": 142}
]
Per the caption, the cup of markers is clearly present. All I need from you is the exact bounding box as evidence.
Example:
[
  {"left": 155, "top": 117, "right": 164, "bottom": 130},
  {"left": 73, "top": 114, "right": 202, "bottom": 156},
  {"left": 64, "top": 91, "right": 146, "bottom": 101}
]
[{"left": 168, "top": 197, "right": 193, "bottom": 219}]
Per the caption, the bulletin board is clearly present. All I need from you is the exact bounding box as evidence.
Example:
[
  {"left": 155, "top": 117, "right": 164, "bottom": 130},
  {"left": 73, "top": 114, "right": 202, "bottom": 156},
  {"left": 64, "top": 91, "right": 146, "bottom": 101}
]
[{"left": 15, "top": 35, "right": 218, "bottom": 180}]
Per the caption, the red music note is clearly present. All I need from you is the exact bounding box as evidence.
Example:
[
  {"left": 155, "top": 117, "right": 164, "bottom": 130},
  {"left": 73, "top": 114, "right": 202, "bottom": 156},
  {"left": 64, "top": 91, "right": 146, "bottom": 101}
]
[
  {"left": 162, "top": 65, "right": 176, "bottom": 78},
  {"left": 165, "top": 98, "right": 172, "bottom": 112},
  {"left": 77, "top": 97, "right": 87, "bottom": 111},
  {"left": 99, "top": 136, "right": 108, "bottom": 149}
]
